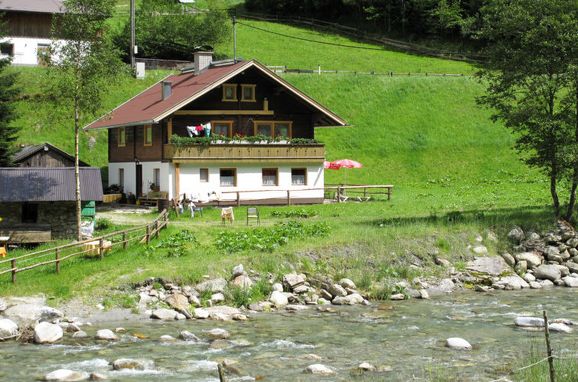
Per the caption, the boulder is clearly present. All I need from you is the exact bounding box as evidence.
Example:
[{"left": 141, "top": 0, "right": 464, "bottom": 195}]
[
  {"left": 358, "top": 362, "right": 376, "bottom": 372},
  {"left": 515, "top": 261, "right": 528, "bottom": 275},
  {"left": 418, "top": 290, "right": 430, "bottom": 299},
  {"left": 193, "top": 308, "right": 210, "bottom": 319},
  {"left": 549, "top": 323, "right": 572, "bottom": 333},
  {"left": 269, "top": 291, "right": 289, "bottom": 307},
  {"left": 540, "top": 279, "right": 555, "bottom": 288},
  {"left": 232, "top": 264, "right": 244, "bottom": 278},
  {"left": 0, "top": 318, "right": 18, "bottom": 339},
  {"left": 545, "top": 246, "right": 561, "bottom": 260},
  {"left": 493, "top": 275, "right": 529, "bottom": 290},
  {"left": 515, "top": 252, "right": 542, "bottom": 268},
  {"left": 88, "top": 373, "right": 107, "bottom": 381},
  {"left": 112, "top": 359, "right": 152, "bottom": 370},
  {"left": 206, "top": 328, "right": 230, "bottom": 340},
  {"left": 160, "top": 335, "right": 176, "bottom": 342},
  {"left": 508, "top": 227, "right": 525, "bottom": 242},
  {"left": 446, "top": 337, "right": 472, "bottom": 350},
  {"left": 0, "top": 298, "right": 6, "bottom": 313},
  {"left": 165, "top": 293, "right": 192, "bottom": 319},
  {"left": 196, "top": 278, "right": 227, "bottom": 293},
  {"left": 524, "top": 273, "right": 536, "bottom": 283},
  {"left": 151, "top": 308, "right": 178, "bottom": 321},
  {"left": 390, "top": 293, "right": 405, "bottom": 300},
  {"left": 535, "top": 264, "right": 562, "bottom": 282},
  {"left": 231, "top": 275, "right": 253, "bottom": 288},
  {"left": 43, "top": 369, "right": 89, "bottom": 381},
  {"left": 562, "top": 276, "right": 578, "bottom": 288},
  {"left": 72, "top": 331, "right": 88, "bottom": 338},
  {"left": 272, "top": 283, "right": 283, "bottom": 292},
  {"left": 205, "top": 306, "right": 241, "bottom": 316},
  {"left": 211, "top": 293, "right": 225, "bottom": 303},
  {"left": 566, "top": 262, "right": 578, "bottom": 274},
  {"left": 4, "top": 304, "right": 63, "bottom": 325},
  {"left": 283, "top": 273, "right": 305, "bottom": 290},
  {"left": 529, "top": 281, "right": 542, "bottom": 289},
  {"left": 472, "top": 245, "right": 488, "bottom": 255},
  {"left": 95, "top": 329, "right": 118, "bottom": 341},
  {"left": 34, "top": 322, "right": 63, "bottom": 344},
  {"left": 435, "top": 257, "right": 451, "bottom": 267},
  {"left": 332, "top": 293, "right": 364, "bottom": 305},
  {"left": 304, "top": 364, "right": 335, "bottom": 376},
  {"left": 560, "top": 250, "right": 571, "bottom": 260},
  {"left": 326, "top": 283, "right": 347, "bottom": 298},
  {"left": 426, "top": 279, "right": 455, "bottom": 296},
  {"left": 339, "top": 278, "right": 356, "bottom": 289},
  {"left": 555, "top": 265, "right": 570, "bottom": 277},
  {"left": 501, "top": 253, "right": 516, "bottom": 267},
  {"left": 466, "top": 256, "right": 510, "bottom": 277},
  {"left": 179, "top": 331, "right": 200, "bottom": 341},
  {"left": 515, "top": 317, "right": 544, "bottom": 327}
]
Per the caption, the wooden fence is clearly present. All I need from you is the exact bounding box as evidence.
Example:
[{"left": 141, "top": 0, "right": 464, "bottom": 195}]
[
  {"left": 0, "top": 210, "right": 169, "bottom": 284},
  {"left": 267, "top": 65, "right": 468, "bottom": 77}
]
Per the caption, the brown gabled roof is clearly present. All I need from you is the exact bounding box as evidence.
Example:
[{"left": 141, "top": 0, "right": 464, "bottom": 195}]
[
  {"left": 13, "top": 143, "right": 90, "bottom": 167},
  {"left": 0, "top": 0, "right": 65, "bottom": 14},
  {"left": 84, "top": 60, "right": 346, "bottom": 130}
]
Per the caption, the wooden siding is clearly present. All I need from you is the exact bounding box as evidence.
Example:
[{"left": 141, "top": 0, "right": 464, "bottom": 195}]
[
  {"left": 164, "top": 143, "right": 325, "bottom": 163},
  {"left": 16, "top": 150, "right": 74, "bottom": 167},
  {"left": 5, "top": 12, "right": 53, "bottom": 38},
  {"left": 109, "top": 125, "right": 164, "bottom": 163}
]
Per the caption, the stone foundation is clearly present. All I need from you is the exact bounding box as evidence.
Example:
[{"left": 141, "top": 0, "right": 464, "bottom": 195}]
[{"left": 0, "top": 202, "right": 78, "bottom": 239}]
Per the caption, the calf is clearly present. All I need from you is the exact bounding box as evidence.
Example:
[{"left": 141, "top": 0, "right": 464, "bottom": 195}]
[{"left": 221, "top": 207, "right": 235, "bottom": 224}]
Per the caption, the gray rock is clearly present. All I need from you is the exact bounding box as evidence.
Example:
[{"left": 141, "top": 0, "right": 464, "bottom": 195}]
[
  {"left": 165, "top": 293, "right": 192, "bottom": 319},
  {"left": 493, "top": 275, "right": 529, "bottom": 290},
  {"left": 326, "top": 283, "right": 347, "bottom": 297},
  {"left": 304, "top": 364, "right": 335, "bottom": 376},
  {"left": 567, "top": 238, "right": 578, "bottom": 248},
  {"left": 566, "top": 262, "right": 578, "bottom": 274},
  {"left": 528, "top": 232, "right": 541, "bottom": 241},
  {"left": 501, "top": 253, "right": 516, "bottom": 267},
  {"left": 426, "top": 278, "right": 455, "bottom": 296},
  {"left": 193, "top": 308, "right": 209, "bottom": 319},
  {"left": 540, "top": 279, "right": 555, "bottom": 288},
  {"left": 286, "top": 304, "right": 309, "bottom": 311},
  {"left": 515, "top": 252, "right": 542, "bottom": 268},
  {"left": 446, "top": 337, "right": 472, "bottom": 350},
  {"left": 435, "top": 257, "right": 451, "bottom": 267},
  {"left": 418, "top": 289, "right": 430, "bottom": 299},
  {"left": 563, "top": 276, "right": 578, "bottom": 287},
  {"left": 0, "top": 318, "right": 18, "bottom": 339},
  {"left": 472, "top": 245, "right": 488, "bottom": 255},
  {"left": 112, "top": 359, "right": 153, "bottom": 371},
  {"left": 555, "top": 265, "right": 570, "bottom": 277},
  {"left": 466, "top": 256, "right": 510, "bottom": 277},
  {"left": 524, "top": 273, "right": 536, "bottom": 283},
  {"left": 4, "top": 304, "right": 63, "bottom": 325},
  {"left": 535, "top": 264, "right": 562, "bottom": 282},
  {"left": 232, "top": 264, "right": 244, "bottom": 278},
  {"left": 545, "top": 246, "right": 561, "bottom": 259},
  {"left": 269, "top": 291, "right": 289, "bottom": 307},
  {"left": 549, "top": 323, "right": 572, "bottom": 333},
  {"left": 272, "top": 283, "right": 283, "bottom": 292},
  {"left": 88, "top": 372, "right": 107, "bottom": 381},
  {"left": 160, "top": 335, "right": 176, "bottom": 342},
  {"left": 34, "top": 322, "right": 63, "bottom": 344},
  {"left": 232, "top": 313, "right": 248, "bottom": 321},
  {"left": 529, "top": 281, "right": 542, "bottom": 289},
  {"left": 151, "top": 308, "right": 178, "bottom": 321},
  {"left": 293, "top": 285, "right": 310, "bottom": 294},
  {"left": 339, "top": 278, "right": 356, "bottom": 289},
  {"left": 0, "top": 298, "right": 6, "bottom": 313},
  {"left": 283, "top": 273, "right": 305, "bottom": 290},
  {"left": 390, "top": 293, "right": 405, "bottom": 300},
  {"left": 206, "top": 328, "right": 230, "bottom": 340},
  {"left": 43, "top": 369, "right": 89, "bottom": 381},
  {"left": 560, "top": 250, "right": 571, "bottom": 260},
  {"left": 210, "top": 293, "right": 225, "bottom": 303},
  {"left": 508, "top": 227, "right": 525, "bottom": 242},
  {"left": 72, "top": 330, "right": 88, "bottom": 338},
  {"left": 231, "top": 275, "right": 253, "bottom": 289},
  {"left": 248, "top": 301, "right": 272, "bottom": 312},
  {"left": 332, "top": 293, "right": 364, "bottom": 305},
  {"left": 515, "top": 261, "right": 528, "bottom": 275},
  {"left": 205, "top": 306, "right": 241, "bottom": 316},
  {"left": 180, "top": 331, "right": 200, "bottom": 341},
  {"left": 95, "top": 329, "right": 118, "bottom": 341},
  {"left": 196, "top": 278, "right": 227, "bottom": 293},
  {"left": 358, "top": 362, "right": 376, "bottom": 371},
  {"left": 515, "top": 317, "right": 544, "bottom": 327}
]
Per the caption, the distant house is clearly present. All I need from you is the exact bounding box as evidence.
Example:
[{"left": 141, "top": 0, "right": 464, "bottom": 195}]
[
  {"left": 0, "top": 168, "right": 103, "bottom": 243},
  {"left": 0, "top": 0, "right": 65, "bottom": 66},
  {"left": 85, "top": 52, "right": 346, "bottom": 205},
  {"left": 13, "top": 143, "right": 89, "bottom": 168}
]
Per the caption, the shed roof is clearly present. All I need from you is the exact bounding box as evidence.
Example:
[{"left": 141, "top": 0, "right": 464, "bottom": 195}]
[
  {"left": 84, "top": 60, "right": 347, "bottom": 130},
  {"left": 0, "top": 168, "right": 103, "bottom": 202},
  {"left": 0, "top": 0, "right": 65, "bottom": 14},
  {"left": 13, "top": 143, "right": 90, "bottom": 167}
]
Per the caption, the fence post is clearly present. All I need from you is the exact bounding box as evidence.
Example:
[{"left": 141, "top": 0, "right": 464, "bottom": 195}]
[
  {"left": 388, "top": 187, "right": 392, "bottom": 200},
  {"left": 122, "top": 231, "right": 127, "bottom": 249},
  {"left": 237, "top": 191, "right": 241, "bottom": 207},
  {"left": 318, "top": 65, "right": 321, "bottom": 75},
  {"left": 337, "top": 186, "right": 342, "bottom": 203},
  {"left": 543, "top": 310, "right": 556, "bottom": 382},
  {"left": 11, "top": 259, "right": 16, "bottom": 284},
  {"left": 287, "top": 190, "right": 291, "bottom": 205},
  {"left": 55, "top": 248, "right": 60, "bottom": 274},
  {"left": 98, "top": 238, "right": 104, "bottom": 260},
  {"left": 154, "top": 220, "right": 159, "bottom": 239},
  {"left": 145, "top": 225, "right": 151, "bottom": 244}
]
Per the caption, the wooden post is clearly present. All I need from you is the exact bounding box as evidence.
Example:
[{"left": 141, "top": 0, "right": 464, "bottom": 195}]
[
  {"left": 145, "top": 225, "right": 151, "bottom": 244},
  {"left": 388, "top": 187, "right": 392, "bottom": 200},
  {"left": 11, "top": 259, "right": 16, "bottom": 284},
  {"left": 154, "top": 220, "right": 159, "bottom": 238},
  {"left": 543, "top": 310, "right": 556, "bottom": 382},
  {"left": 363, "top": 187, "right": 367, "bottom": 199},
  {"left": 98, "top": 238, "right": 104, "bottom": 260},
  {"left": 236, "top": 191, "right": 241, "bottom": 207},
  {"left": 337, "top": 186, "right": 342, "bottom": 203},
  {"left": 174, "top": 163, "right": 180, "bottom": 201},
  {"left": 217, "top": 363, "right": 226, "bottom": 382},
  {"left": 287, "top": 190, "right": 291, "bottom": 205},
  {"left": 55, "top": 248, "right": 60, "bottom": 274},
  {"left": 122, "top": 231, "right": 127, "bottom": 249}
]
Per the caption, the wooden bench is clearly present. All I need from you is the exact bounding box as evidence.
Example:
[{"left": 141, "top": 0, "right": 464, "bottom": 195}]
[{"left": 138, "top": 191, "right": 168, "bottom": 207}]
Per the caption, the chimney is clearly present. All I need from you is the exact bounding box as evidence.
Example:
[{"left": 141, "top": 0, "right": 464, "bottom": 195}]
[
  {"left": 194, "top": 51, "right": 213, "bottom": 74},
  {"left": 162, "top": 81, "right": 172, "bottom": 100}
]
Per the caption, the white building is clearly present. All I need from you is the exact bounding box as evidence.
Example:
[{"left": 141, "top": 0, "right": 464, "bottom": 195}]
[
  {"left": 0, "top": 0, "right": 64, "bottom": 66},
  {"left": 85, "top": 53, "right": 347, "bottom": 205}
]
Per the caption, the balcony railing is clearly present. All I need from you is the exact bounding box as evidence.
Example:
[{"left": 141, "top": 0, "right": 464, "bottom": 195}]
[{"left": 163, "top": 143, "right": 325, "bottom": 162}]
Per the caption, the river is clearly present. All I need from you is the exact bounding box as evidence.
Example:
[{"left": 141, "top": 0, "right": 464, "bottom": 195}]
[{"left": 2, "top": 288, "right": 577, "bottom": 381}]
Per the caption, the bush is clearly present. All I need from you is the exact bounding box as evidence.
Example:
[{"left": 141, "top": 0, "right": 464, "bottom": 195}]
[
  {"left": 271, "top": 208, "right": 317, "bottom": 218},
  {"left": 95, "top": 218, "right": 112, "bottom": 231}
]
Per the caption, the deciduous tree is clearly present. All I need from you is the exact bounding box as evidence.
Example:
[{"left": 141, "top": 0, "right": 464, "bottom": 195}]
[{"left": 0, "top": 18, "right": 19, "bottom": 166}]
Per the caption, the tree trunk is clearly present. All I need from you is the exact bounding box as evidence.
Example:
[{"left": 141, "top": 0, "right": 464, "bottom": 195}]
[
  {"left": 565, "top": 78, "right": 578, "bottom": 222},
  {"left": 74, "top": 96, "right": 81, "bottom": 241},
  {"left": 551, "top": 172, "right": 560, "bottom": 218}
]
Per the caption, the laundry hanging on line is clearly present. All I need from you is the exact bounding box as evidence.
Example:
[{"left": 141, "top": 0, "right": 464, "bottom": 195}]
[{"left": 186, "top": 122, "right": 212, "bottom": 137}]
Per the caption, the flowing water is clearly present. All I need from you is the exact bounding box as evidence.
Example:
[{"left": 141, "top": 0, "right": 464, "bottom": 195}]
[{"left": 2, "top": 289, "right": 578, "bottom": 381}]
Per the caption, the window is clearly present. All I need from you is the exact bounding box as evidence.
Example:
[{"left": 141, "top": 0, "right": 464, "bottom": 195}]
[
  {"left": 144, "top": 125, "right": 152, "bottom": 146},
  {"left": 200, "top": 168, "right": 209, "bottom": 183},
  {"left": 291, "top": 168, "right": 307, "bottom": 186},
  {"left": 222, "top": 84, "right": 238, "bottom": 102},
  {"left": 153, "top": 168, "right": 160, "bottom": 190},
  {"left": 220, "top": 168, "right": 236, "bottom": 187},
  {"left": 118, "top": 127, "right": 126, "bottom": 147},
  {"left": 37, "top": 43, "right": 50, "bottom": 66},
  {"left": 262, "top": 168, "right": 278, "bottom": 186},
  {"left": 0, "top": 43, "right": 13, "bottom": 57},
  {"left": 118, "top": 168, "right": 124, "bottom": 189},
  {"left": 22, "top": 203, "right": 38, "bottom": 224},
  {"left": 241, "top": 84, "right": 256, "bottom": 102},
  {"left": 212, "top": 121, "right": 233, "bottom": 138},
  {"left": 253, "top": 121, "right": 293, "bottom": 138}
]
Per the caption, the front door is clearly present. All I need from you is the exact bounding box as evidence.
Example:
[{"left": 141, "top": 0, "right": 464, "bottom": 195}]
[{"left": 136, "top": 164, "right": 143, "bottom": 196}]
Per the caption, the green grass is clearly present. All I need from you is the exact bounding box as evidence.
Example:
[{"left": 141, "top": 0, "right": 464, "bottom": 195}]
[{"left": 512, "top": 345, "right": 578, "bottom": 382}]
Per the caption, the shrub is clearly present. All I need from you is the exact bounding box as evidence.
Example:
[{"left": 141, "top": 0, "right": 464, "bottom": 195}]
[
  {"left": 271, "top": 208, "right": 317, "bottom": 218},
  {"left": 95, "top": 218, "right": 112, "bottom": 231}
]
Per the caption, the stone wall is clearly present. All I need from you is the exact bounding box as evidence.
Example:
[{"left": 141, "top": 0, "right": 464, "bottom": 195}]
[{"left": 0, "top": 202, "right": 78, "bottom": 239}]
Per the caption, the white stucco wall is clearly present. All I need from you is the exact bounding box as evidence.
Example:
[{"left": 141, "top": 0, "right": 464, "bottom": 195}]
[
  {"left": 174, "top": 162, "right": 324, "bottom": 202},
  {"left": 110, "top": 161, "right": 170, "bottom": 197},
  {"left": 0, "top": 37, "right": 64, "bottom": 66},
  {"left": 108, "top": 162, "right": 136, "bottom": 195}
]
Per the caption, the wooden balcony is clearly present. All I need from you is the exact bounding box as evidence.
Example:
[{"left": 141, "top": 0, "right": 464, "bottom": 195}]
[{"left": 163, "top": 143, "right": 325, "bottom": 163}]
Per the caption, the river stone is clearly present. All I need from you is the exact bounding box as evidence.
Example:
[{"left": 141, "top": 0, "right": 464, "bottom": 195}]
[
  {"left": 515, "top": 261, "right": 527, "bottom": 275},
  {"left": 43, "top": 369, "right": 89, "bottom": 381},
  {"left": 566, "top": 262, "right": 578, "bottom": 274},
  {"left": 508, "top": 227, "right": 525, "bottom": 242},
  {"left": 515, "top": 252, "right": 542, "bottom": 268},
  {"left": 560, "top": 250, "right": 571, "bottom": 260},
  {"left": 34, "top": 322, "right": 63, "bottom": 344},
  {"left": 493, "top": 275, "right": 529, "bottom": 290},
  {"left": 540, "top": 279, "right": 555, "bottom": 288},
  {"left": 232, "top": 264, "right": 244, "bottom": 278},
  {"left": 269, "top": 291, "right": 289, "bottom": 307},
  {"left": 555, "top": 265, "right": 570, "bottom": 277},
  {"left": 0, "top": 298, "right": 6, "bottom": 313},
  {"left": 562, "top": 276, "right": 578, "bottom": 288},
  {"left": 446, "top": 337, "right": 472, "bottom": 350},
  {"left": 206, "top": 328, "right": 230, "bottom": 340},
  {"left": 529, "top": 281, "right": 542, "bottom": 289},
  {"left": 193, "top": 308, "right": 209, "bottom": 319},
  {"left": 160, "top": 335, "right": 176, "bottom": 342},
  {"left": 286, "top": 304, "right": 309, "bottom": 311},
  {"left": 95, "top": 329, "right": 118, "bottom": 341},
  {"left": 165, "top": 293, "right": 192, "bottom": 319},
  {"left": 272, "top": 283, "right": 283, "bottom": 292},
  {"left": 332, "top": 293, "right": 364, "bottom": 305},
  {"left": 426, "top": 278, "right": 455, "bottom": 296},
  {"left": 88, "top": 373, "right": 107, "bottom": 381},
  {"left": 515, "top": 317, "right": 544, "bottom": 327},
  {"left": 283, "top": 273, "right": 305, "bottom": 290},
  {"left": 211, "top": 293, "right": 225, "bottom": 303},
  {"left": 196, "top": 278, "right": 227, "bottom": 293},
  {"left": 232, "top": 313, "right": 248, "bottom": 321},
  {"left": 151, "top": 308, "right": 178, "bottom": 320},
  {"left": 358, "top": 362, "right": 376, "bottom": 371},
  {"left": 248, "top": 301, "right": 272, "bottom": 312},
  {"left": 4, "top": 304, "right": 63, "bottom": 325},
  {"left": 390, "top": 293, "right": 405, "bottom": 300},
  {"left": 418, "top": 289, "right": 430, "bottom": 299},
  {"left": 524, "top": 273, "right": 536, "bottom": 283},
  {"left": 180, "top": 330, "right": 200, "bottom": 341},
  {"left": 326, "top": 283, "right": 347, "bottom": 297},
  {"left": 549, "top": 323, "right": 572, "bottom": 333},
  {"left": 0, "top": 318, "right": 18, "bottom": 339},
  {"left": 466, "top": 256, "right": 510, "bottom": 277},
  {"left": 231, "top": 274, "right": 253, "bottom": 289},
  {"left": 501, "top": 253, "right": 516, "bottom": 267},
  {"left": 72, "top": 330, "right": 88, "bottom": 338},
  {"left": 304, "top": 364, "right": 335, "bottom": 376},
  {"left": 535, "top": 264, "right": 562, "bottom": 282},
  {"left": 472, "top": 245, "right": 488, "bottom": 255},
  {"left": 112, "top": 358, "right": 152, "bottom": 370},
  {"left": 545, "top": 246, "right": 561, "bottom": 260},
  {"left": 205, "top": 306, "right": 241, "bottom": 316},
  {"left": 339, "top": 278, "right": 356, "bottom": 289}
]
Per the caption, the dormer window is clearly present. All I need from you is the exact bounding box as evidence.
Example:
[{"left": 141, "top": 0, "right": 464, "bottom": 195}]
[
  {"left": 241, "top": 84, "right": 256, "bottom": 102},
  {"left": 222, "top": 84, "right": 237, "bottom": 102}
]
